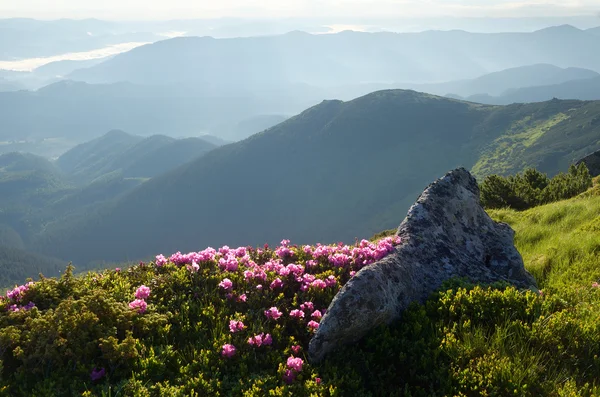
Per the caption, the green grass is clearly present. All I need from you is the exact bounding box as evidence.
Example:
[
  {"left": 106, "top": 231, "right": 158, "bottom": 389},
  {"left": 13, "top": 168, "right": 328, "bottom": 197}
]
[{"left": 488, "top": 193, "right": 600, "bottom": 292}]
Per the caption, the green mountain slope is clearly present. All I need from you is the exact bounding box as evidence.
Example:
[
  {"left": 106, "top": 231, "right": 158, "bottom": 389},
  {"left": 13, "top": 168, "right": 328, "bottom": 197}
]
[
  {"left": 0, "top": 245, "right": 67, "bottom": 289},
  {"left": 32, "top": 90, "right": 600, "bottom": 266},
  {"left": 57, "top": 130, "right": 217, "bottom": 183}
]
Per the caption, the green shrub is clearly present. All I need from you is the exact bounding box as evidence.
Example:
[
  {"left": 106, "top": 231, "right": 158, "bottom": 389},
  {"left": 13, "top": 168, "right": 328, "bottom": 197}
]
[{"left": 480, "top": 163, "right": 592, "bottom": 210}]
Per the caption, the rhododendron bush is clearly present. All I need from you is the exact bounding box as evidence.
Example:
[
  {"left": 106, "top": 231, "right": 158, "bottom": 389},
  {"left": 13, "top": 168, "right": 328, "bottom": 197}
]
[{"left": 2, "top": 232, "right": 600, "bottom": 396}]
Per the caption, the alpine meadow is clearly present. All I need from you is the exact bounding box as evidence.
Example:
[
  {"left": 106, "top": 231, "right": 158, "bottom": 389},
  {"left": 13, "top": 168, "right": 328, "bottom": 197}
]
[{"left": 1, "top": 4, "right": 600, "bottom": 396}]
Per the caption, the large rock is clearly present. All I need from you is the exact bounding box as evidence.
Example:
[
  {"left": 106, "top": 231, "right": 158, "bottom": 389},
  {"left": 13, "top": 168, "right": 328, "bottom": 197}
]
[{"left": 308, "top": 168, "right": 537, "bottom": 363}]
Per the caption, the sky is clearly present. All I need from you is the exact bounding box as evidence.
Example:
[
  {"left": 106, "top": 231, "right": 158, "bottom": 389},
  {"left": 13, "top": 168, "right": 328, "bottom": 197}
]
[{"left": 1, "top": 0, "right": 599, "bottom": 20}]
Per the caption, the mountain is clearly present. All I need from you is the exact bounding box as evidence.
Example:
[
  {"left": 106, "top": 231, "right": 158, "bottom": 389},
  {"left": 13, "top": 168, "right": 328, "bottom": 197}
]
[
  {"left": 0, "top": 245, "right": 67, "bottom": 288},
  {"left": 0, "top": 80, "right": 318, "bottom": 142},
  {"left": 0, "top": 152, "right": 67, "bottom": 202},
  {"left": 56, "top": 130, "right": 143, "bottom": 179},
  {"left": 587, "top": 26, "right": 600, "bottom": 36},
  {"left": 463, "top": 76, "right": 600, "bottom": 105},
  {"left": 409, "top": 64, "right": 600, "bottom": 98},
  {"left": 67, "top": 28, "right": 600, "bottom": 86},
  {"left": 216, "top": 114, "right": 290, "bottom": 141},
  {"left": 32, "top": 58, "right": 112, "bottom": 79},
  {"left": 56, "top": 130, "right": 217, "bottom": 184},
  {"left": 31, "top": 90, "right": 600, "bottom": 266}
]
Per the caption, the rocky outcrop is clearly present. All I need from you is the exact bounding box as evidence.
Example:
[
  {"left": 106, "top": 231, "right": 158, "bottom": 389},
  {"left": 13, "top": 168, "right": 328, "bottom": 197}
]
[
  {"left": 308, "top": 168, "right": 537, "bottom": 363},
  {"left": 577, "top": 149, "right": 600, "bottom": 177}
]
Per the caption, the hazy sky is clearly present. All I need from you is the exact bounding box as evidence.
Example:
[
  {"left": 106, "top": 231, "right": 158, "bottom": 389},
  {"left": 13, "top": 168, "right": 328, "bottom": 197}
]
[{"left": 1, "top": 0, "right": 599, "bottom": 20}]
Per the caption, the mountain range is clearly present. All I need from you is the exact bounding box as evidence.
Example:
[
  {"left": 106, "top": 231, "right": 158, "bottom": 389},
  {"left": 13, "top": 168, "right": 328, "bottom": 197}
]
[
  {"left": 26, "top": 90, "right": 600, "bottom": 267},
  {"left": 67, "top": 26, "right": 600, "bottom": 87}
]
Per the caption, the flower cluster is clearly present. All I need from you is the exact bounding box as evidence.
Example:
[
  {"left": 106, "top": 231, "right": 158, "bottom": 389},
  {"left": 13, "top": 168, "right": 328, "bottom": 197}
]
[
  {"left": 146, "top": 236, "right": 401, "bottom": 384},
  {"left": 6, "top": 282, "right": 34, "bottom": 302},
  {"left": 129, "top": 285, "right": 151, "bottom": 314}
]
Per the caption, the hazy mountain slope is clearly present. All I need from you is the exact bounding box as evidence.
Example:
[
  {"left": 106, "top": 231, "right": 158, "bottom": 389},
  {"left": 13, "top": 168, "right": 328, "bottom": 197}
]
[
  {"left": 67, "top": 27, "right": 600, "bottom": 86},
  {"left": 31, "top": 90, "right": 600, "bottom": 266},
  {"left": 0, "top": 245, "right": 67, "bottom": 288},
  {"left": 411, "top": 64, "right": 600, "bottom": 97},
  {"left": 0, "top": 81, "right": 318, "bottom": 142},
  {"left": 120, "top": 137, "right": 217, "bottom": 178},
  {"left": 0, "top": 152, "right": 67, "bottom": 202},
  {"left": 57, "top": 131, "right": 217, "bottom": 183},
  {"left": 217, "top": 114, "right": 290, "bottom": 141},
  {"left": 465, "top": 76, "right": 600, "bottom": 105},
  {"left": 56, "top": 130, "right": 143, "bottom": 181}
]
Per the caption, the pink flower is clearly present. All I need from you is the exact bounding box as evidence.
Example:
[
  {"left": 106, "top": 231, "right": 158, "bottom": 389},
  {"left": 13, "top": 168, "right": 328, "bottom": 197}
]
[
  {"left": 308, "top": 320, "right": 320, "bottom": 331},
  {"left": 270, "top": 278, "right": 284, "bottom": 290},
  {"left": 219, "top": 278, "right": 233, "bottom": 290},
  {"left": 592, "top": 282, "right": 599, "bottom": 288},
  {"left": 155, "top": 254, "right": 167, "bottom": 267},
  {"left": 264, "top": 307, "right": 283, "bottom": 320},
  {"left": 256, "top": 284, "right": 263, "bottom": 291},
  {"left": 135, "top": 285, "right": 151, "bottom": 300},
  {"left": 237, "top": 294, "right": 247, "bottom": 302},
  {"left": 128, "top": 299, "right": 147, "bottom": 314},
  {"left": 325, "top": 275, "right": 337, "bottom": 287},
  {"left": 115, "top": 268, "right": 121, "bottom": 272},
  {"left": 311, "top": 279, "right": 327, "bottom": 289},
  {"left": 188, "top": 261, "right": 200, "bottom": 273},
  {"left": 316, "top": 377, "right": 322, "bottom": 385},
  {"left": 350, "top": 271, "right": 356, "bottom": 277},
  {"left": 300, "top": 301, "right": 314, "bottom": 312},
  {"left": 263, "top": 333, "right": 273, "bottom": 345},
  {"left": 290, "top": 309, "right": 305, "bottom": 319},
  {"left": 248, "top": 333, "right": 273, "bottom": 347},
  {"left": 311, "top": 310, "right": 323, "bottom": 320},
  {"left": 221, "top": 344, "right": 236, "bottom": 358},
  {"left": 286, "top": 356, "right": 304, "bottom": 372},
  {"left": 291, "top": 345, "right": 302, "bottom": 354},
  {"left": 229, "top": 320, "right": 246, "bottom": 333}
]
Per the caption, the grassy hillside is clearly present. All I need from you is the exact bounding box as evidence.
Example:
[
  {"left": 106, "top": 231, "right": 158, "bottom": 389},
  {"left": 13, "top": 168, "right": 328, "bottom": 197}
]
[
  {"left": 0, "top": 245, "right": 67, "bottom": 289},
  {"left": 2, "top": 187, "right": 600, "bottom": 396},
  {"left": 488, "top": 178, "right": 600, "bottom": 292},
  {"left": 32, "top": 91, "right": 600, "bottom": 266}
]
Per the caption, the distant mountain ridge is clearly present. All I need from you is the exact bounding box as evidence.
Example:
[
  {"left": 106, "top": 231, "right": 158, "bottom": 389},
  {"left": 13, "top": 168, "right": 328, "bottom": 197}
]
[
  {"left": 67, "top": 28, "right": 600, "bottom": 87},
  {"left": 31, "top": 90, "right": 600, "bottom": 266}
]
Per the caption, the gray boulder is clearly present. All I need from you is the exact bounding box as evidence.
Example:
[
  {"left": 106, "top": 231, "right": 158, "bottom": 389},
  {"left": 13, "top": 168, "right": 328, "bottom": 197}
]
[{"left": 308, "top": 168, "right": 537, "bottom": 363}]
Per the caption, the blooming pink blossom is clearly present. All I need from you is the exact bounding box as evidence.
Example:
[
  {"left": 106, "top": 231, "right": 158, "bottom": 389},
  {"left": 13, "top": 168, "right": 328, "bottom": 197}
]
[
  {"left": 311, "top": 310, "right": 323, "bottom": 320},
  {"left": 264, "top": 307, "right": 283, "bottom": 320},
  {"left": 256, "top": 284, "right": 263, "bottom": 291},
  {"left": 291, "top": 345, "right": 302, "bottom": 354},
  {"left": 308, "top": 320, "right": 320, "bottom": 331},
  {"left": 135, "top": 285, "right": 151, "bottom": 300},
  {"left": 155, "top": 254, "right": 167, "bottom": 267},
  {"left": 248, "top": 333, "right": 273, "bottom": 347},
  {"left": 218, "top": 278, "right": 233, "bottom": 290},
  {"left": 229, "top": 320, "right": 246, "bottom": 333},
  {"left": 237, "top": 294, "right": 247, "bottom": 302},
  {"left": 311, "top": 279, "right": 327, "bottom": 289},
  {"left": 325, "top": 275, "right": 337, "bottom": 287},
  {"left": 270, "top": 278, "right": 284, "bottom": 290},
  {"left": 300, "top": 301, "right": 314, "bottom": 312},
  {"left": 289, "top": 309, "right": 305, "bottom": 319},
  {"left": 316, "top": 377, "right": 322, "bottom": 385},
  {"left": 286, "top": 356, "right": 304, "bottom": 372},
  {"left": 128, "top": 299, "right": 148, "bottom": 314},
  {"left": 221, "top": 344, "right": 236, "bottom": 358},
  {"left": 593, "top": 282, "right": 599, "bottom": 288}
]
